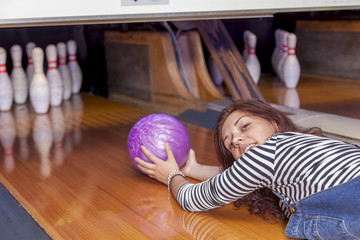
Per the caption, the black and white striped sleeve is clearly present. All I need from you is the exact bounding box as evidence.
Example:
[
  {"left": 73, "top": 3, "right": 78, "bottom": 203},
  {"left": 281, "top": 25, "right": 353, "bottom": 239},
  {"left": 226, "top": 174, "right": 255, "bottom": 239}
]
[{"left": 177, "top": 137, "right": 277, "bottom": 212}]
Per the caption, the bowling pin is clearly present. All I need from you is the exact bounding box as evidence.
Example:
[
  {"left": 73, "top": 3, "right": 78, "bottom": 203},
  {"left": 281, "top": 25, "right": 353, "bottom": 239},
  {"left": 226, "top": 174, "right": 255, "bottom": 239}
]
[
  {"left": 26, "top": 42, "right": 36, "bottom": 86},
  {"left": 273, "top": 29, "right": 284, "bottom": 76},
  {"left": 67, "top": 40, "right": 83, "bottom": 94},
  {"left": 0, "top": 48, "right": 14, "bottom": 111},
  {"left": 29, "top": 47, "right": 50, "bottom": 114},
  {"left": 271, "top": 29, "right": 281, "bottom": 74},
  {"left": 57, "top": 42, "right": 72, "bottom": 100},
  {"left": 241, "top": 30, "right": 251, "bottom": 62},
  {"left": 245, "top": 33, "right": 261, "bottom": 84},
  {"left": 46, "top": 44, "right": 63, "bottom": 107},
  {"left": 33, "top": 115, "right": 53, "bottom": 177},
  {"left": 276, "top": 31, "right": 289, "bottom": 81},
  {"left": 207, "top": 56, "right": 223, "bottom": 86},
  {"left": 11, "top": 44, "right": 28, "bottom": 104},
  {"left": 282, "top": 33, "right": 301, "bottom": 88},
  {"left": 0, "top": 111, "right": 16, "bottom": 172}
]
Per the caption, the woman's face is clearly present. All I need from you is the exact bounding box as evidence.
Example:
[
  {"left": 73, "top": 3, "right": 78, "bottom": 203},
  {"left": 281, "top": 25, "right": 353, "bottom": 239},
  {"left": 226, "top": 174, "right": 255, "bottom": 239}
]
[{"left": 221, "top": 111, "right": 278, "bottom": 160}]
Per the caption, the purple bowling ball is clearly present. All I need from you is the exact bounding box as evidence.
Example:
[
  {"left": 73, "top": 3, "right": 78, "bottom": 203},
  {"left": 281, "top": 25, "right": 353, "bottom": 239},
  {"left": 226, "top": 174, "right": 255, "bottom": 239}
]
[{"left": 127, "top": 113, "right": 190, "bottom": 173}]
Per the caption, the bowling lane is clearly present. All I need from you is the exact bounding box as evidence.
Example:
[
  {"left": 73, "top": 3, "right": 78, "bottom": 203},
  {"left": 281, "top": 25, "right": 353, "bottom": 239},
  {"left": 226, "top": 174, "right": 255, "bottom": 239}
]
[
  {"left": 0, "top": 94, "right": 291, "bottom": 239},
  {"left": 258, "top": 74, "right": 360, "bottom": 119}
]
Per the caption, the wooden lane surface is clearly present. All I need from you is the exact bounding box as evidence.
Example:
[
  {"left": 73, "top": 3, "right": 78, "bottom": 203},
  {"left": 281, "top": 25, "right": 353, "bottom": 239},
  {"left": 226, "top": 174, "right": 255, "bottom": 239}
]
[
  {"left": 257, "top": 74, "right": 360, "bottom": 120},
  {"left": 0, "top": 94, "right": 291, "bottom": 239}
]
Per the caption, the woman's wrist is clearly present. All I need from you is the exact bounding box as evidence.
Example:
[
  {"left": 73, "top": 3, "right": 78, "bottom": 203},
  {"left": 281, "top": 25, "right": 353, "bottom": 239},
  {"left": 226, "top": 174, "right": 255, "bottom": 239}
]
[{"left": 167, "top": 169, "right": 185, "bottom": 190}]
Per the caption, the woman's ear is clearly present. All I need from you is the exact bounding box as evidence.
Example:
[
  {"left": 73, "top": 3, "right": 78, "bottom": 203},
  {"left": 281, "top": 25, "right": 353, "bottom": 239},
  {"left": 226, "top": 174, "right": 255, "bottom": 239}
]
[{"left": 273, "top": 121, "right": 279, "bottom": 133}]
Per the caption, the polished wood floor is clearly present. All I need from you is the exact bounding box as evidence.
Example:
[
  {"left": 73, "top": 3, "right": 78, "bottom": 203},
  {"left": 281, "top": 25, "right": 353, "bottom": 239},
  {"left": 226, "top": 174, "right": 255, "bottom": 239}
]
[
  {"left": 257, "top": 74, "right": 360, "bottom": 120},
  {"left": 0, "top": 94, "right": 291, "bottom": 240},
  {"left": 1, "top": 73, "right": 359, "bottom": 239}
]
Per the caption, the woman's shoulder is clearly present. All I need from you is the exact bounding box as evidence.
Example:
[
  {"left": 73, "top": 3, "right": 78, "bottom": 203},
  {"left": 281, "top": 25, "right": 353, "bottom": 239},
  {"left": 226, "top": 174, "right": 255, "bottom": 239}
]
[
  {"left": 271, "top": 131, "right": 347, "bottom": 146},
  {"left": 270, "top": 131, "right": 325, "bottom": 142},
  {"left": 270, "top": 131, "right": 301, "bottom": 140},
  {"left": 274, "top": 131, "right": 319, "bottom": 138}
]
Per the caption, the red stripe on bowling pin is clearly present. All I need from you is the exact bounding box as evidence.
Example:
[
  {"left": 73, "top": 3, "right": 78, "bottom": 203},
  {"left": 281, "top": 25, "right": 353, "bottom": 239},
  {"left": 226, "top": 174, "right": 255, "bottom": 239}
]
[
  {"left": 0, "top": 63, "right": 7, "bottom": 73},
  {"left": 48, "top": 60, "right": 57, "bottom": 69},
  {"left": 282, "top": 44, "right": 288, "bottom": 53},
  {"left": 243, "top": 43, "right": 248, "bottom": 51},
  {"left": 288, "top": 47, "right": 296, "bottom": 55},
  {"left": 68, "top": 54, "right": 77, "bottom": 62},
  {"left": 28, "top": 57, "right": 33, "bottom": 65},
  {"left": 248, "top": 47, "right": 256, "bottom": 55},
  {"left": 59, "top": 57, "right": 66, "bottom": 66}
]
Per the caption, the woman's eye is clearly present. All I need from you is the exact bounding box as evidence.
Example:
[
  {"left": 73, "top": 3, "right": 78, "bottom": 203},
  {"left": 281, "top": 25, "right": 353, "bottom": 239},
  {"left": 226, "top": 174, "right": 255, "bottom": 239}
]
[{"left": 241, "top": 123, "right": 250, "bottom": 131}]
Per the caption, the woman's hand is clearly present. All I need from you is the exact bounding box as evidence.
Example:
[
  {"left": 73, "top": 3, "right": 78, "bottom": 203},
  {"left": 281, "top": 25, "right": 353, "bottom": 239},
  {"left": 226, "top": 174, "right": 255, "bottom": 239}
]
[
  {"left": 135, "top": 142, "right": 179, "bottom": 185},
  {"left": 180, "top": 149, "right": 198, "bottom": 178},
  {"left": 181, "top": 149, "right": 223, "bottom": 181}
]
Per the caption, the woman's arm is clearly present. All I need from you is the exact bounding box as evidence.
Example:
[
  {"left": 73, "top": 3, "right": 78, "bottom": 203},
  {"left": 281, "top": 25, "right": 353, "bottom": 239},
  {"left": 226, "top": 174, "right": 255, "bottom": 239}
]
[
  {"left": 135, "top": 143, "right": 269, "bottom": 212},
  {"left": 181, "top": 149, "right": 222, "bottom": 181},
  {"left": 134, "top": 143, "right": 223, "bottom": 203}
]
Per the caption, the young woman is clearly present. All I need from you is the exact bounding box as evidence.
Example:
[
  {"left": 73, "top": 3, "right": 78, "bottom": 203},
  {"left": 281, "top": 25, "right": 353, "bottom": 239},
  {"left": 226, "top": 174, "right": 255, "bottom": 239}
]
[{"left": 135, "top": 99, "right": 360, "bottom": 240}]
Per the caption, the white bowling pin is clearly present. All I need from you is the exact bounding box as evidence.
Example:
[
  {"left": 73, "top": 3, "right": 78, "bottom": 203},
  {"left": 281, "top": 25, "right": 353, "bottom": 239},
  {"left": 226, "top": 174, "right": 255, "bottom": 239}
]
[
  {"left": 50, "top": 107, "right": 65, "bottom": 166},
  {"left": 273, "top": 29, "right": 284, "bottom": 76},
  {"left": 0, "top": 48, "right": 14, "bottom": 111},
  {"left": 0, "top": 111, "right": 16, "bottom": 172},
  {"left": 14, "top": 104, "right": 31, "bottom": 160},
  {"left": 57, "top": 42, "right": 72, "bottom": 100},
  {"left": 46, "top": 44, "right": 63, "bottom": 107},
  {"left": 33, "top": 115, "right": 53, "bottom": 177},
  {"left": 207, "top": 56, "right": 223, "bottom": 86},
  {"left": 67, "top": 40, "right": 83, "bottom": 94},
  {"left": 271, "top": 29, "right": 281, "bottom": 74},
  {"left": 11, "top": 45, "right": 28, "bottom": 104},
  {"left": 30, "top": 47, "right": 50, "bottom": 114},
  {"left": 282, "top": 33, "right": 301, "bottom": 88},
  {"left": 245, "top": 33, "right": 261, "bottom": 84},
  {"left": 242, "top": 30, "right": 251, "bottom": 62},
  {"left": 277, "top": 31, "right": 289, "bottom": 81},
  {"left": 26, "top": 42, "right": 36, "bottom": 86}
]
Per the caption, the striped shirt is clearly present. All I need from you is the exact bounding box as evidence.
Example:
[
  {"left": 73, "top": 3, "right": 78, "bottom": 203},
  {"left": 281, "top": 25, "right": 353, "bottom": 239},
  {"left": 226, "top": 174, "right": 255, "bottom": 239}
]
[{"left": 177, "top": 132, "right": 360, "bottom": 213}]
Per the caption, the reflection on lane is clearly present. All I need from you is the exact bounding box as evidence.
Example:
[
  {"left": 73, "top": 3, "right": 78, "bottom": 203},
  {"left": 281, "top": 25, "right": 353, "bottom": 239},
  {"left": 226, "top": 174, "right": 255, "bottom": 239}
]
[
  {"left": 276, "top": 87, "right": 300, "bottom": 109},
  {"left": 50, "top": 107, "right": 65, "bottom": 166},
  {"left": 0, "top": 95, "right": 84, "bottom": 177},
  {"left": 14, "top": 105, "right": 31, "bottom": 160},
  {"left": 72, "top": 94, "right": 83, "bottom": 146},
  {"left": 0, "top": 111, "right": 16, "bottom": 173},
  {"left": 129, "top": 181, "right": 185, "bottom": 239},
  {"left": 33, "top": 114, "right": 53, "bottom": 178},
  {"left": 62, "top": 100, "right": 74, "bottom": 155}
]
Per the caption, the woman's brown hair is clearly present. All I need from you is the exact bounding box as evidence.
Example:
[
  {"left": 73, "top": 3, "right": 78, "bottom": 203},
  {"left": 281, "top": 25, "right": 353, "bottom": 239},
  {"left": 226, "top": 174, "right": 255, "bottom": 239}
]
[{"left": 214, "top": 99, "right": 323, "bottom": 221}]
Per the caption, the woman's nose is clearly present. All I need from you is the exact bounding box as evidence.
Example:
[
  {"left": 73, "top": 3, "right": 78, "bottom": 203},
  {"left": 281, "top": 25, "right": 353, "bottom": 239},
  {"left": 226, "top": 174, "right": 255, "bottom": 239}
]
[{"left": 232, "top": 134, "right": 243, "bottom": 147}]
